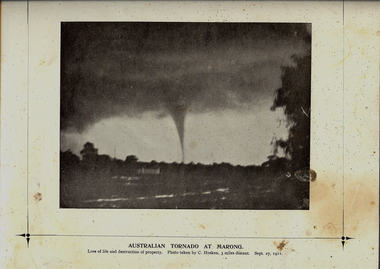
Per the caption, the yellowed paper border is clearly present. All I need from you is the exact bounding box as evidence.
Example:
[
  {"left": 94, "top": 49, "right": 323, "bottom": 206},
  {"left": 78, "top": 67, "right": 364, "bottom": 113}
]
[{"left": 1, "top": 1, "right": 378, "bottom": 268}]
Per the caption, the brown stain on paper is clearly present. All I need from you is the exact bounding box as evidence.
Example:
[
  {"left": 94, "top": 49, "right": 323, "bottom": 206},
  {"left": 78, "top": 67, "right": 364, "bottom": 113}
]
[
  {"left": 199, "top": 224, "right": 206, "bottom": 229},
  {"left": 330, "top": 32, "right": 352, "bottom": 67},
  {"left": 34, "top": 192, "right": 42, "bottom": 203},
  {"left": 357, "top": 28, "right": 370, "bottom": 35},
  {"left": 315, "top": 178, "right": 378, "bottom": 238},
  {"left": 309, "top": 169, "right": 317, "bottom": 182},
  {"left": 312, "top": 181, "right": 330, "bottom": 203},
  {"left": 294, "top": 169, "right": 317, "bottom": 182},
  {"left": 39, "top": 57, "right": 56, "bottom": 66},
  {"left": 312, "top": 180, "right": 341, "bottom": 238},
  {"left": 322, "top": 222, "right": 340, "bottom": 235},
  {"left": 274, "top": 240, "right": 288, "bottom": 251}
]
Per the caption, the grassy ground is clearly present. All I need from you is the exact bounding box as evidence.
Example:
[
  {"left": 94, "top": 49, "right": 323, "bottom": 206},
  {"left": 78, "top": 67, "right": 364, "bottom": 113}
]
[{"left": 60, "top": 162, "right": 309, "bottom": 210}]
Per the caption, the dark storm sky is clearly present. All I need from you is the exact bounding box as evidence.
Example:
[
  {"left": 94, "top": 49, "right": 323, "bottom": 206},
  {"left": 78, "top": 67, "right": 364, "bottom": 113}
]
[{"left": 60, "top": 22, "right": 311, "bottom": 165}]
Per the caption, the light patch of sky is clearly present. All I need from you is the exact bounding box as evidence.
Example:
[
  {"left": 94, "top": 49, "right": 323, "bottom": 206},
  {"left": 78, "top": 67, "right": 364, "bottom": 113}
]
[{"left": 61, "top": 107, "right": 288, "bottom": 166}]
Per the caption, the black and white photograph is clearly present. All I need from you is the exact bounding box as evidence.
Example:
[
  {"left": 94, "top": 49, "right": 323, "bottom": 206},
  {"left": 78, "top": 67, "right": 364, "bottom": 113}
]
[{"left": 60, "top": 22, "right": 311, "bottom": 209}]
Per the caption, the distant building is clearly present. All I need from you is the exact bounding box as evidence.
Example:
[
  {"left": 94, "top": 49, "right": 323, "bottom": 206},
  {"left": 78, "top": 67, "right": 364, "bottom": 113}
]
[{"left": 137, "top": 167, "right": 160, "bottom": 175}]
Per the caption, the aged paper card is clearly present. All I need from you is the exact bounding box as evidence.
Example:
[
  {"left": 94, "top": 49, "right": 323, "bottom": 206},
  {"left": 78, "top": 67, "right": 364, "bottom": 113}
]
[{"left": 1, "top": 1, "right": 378, "bottom": 268}]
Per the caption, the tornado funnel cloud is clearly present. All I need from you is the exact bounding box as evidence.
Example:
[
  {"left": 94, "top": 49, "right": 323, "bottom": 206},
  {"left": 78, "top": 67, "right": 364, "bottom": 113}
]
[
  {"left": 161, "top": 85, "right": 189, "bottom": 163},
  {"left": 169, "top": 109, "right": 186, "bottom": 163}
]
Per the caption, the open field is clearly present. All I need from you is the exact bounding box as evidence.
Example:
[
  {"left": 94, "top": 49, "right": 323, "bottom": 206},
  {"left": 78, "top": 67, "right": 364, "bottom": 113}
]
[{"left": 60, "top": 161, "right": 309, "bottom": 210}]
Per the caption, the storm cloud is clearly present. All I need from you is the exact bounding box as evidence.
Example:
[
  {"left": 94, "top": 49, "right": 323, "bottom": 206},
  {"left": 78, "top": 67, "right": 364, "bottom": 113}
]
[{"left": 61, "top": 22, "right": 311, "bottom": 161}]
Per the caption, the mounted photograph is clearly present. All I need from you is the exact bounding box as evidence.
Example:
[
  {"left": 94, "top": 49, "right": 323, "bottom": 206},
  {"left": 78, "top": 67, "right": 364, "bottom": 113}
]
[{"left": 60, "top": 22, "right": 311, "bottom": 209}]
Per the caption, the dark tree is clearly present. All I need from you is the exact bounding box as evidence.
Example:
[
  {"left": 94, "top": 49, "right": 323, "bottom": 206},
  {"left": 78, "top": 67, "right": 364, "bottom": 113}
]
[
  {"left": 125, "top": 155, "right": 138, "bottom": 164},
  {"left": 80, "top": 142, "right": 99, "bottom": 162},
  {"left": 271, "top": 54, "right": 311, "bottom": 170},
  {"left": 60, "top": 150, "right": 80, "bottom": 168}
]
